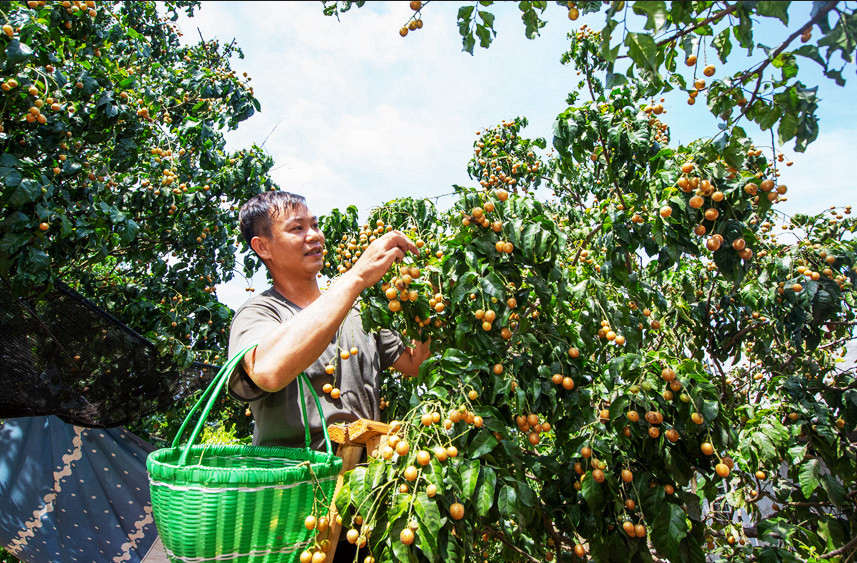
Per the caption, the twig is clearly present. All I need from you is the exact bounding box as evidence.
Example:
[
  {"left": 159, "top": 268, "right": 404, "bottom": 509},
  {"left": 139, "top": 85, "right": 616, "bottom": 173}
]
[
  {"left": 729, "top": 0, "right": 839, "bottom": 127},
  {"left": 542, "top": 513, "right": 570, "bottom": 552},
  {"left": 260, "top": 120, "right": 283, "bottom": 149},
  {"left": 820, "top": 534, "right": 857, "bottom": 559},
  {"left": 488, "top": 527, "right": 541, "bottom": 563},
  {"left": 655, "top": 3, "right": 740, "bottom": 47},
  {"left": 571, "top": 222, "right": 603, "bottom": 266},
  {"left": 721, "top": 321, "right": 765, "bottom": 351}
]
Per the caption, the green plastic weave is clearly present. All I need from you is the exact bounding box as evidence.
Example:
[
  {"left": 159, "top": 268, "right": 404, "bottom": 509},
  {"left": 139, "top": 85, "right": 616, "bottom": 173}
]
[{"left": 147, "top": 345, "right": 342, "bottom": 563}]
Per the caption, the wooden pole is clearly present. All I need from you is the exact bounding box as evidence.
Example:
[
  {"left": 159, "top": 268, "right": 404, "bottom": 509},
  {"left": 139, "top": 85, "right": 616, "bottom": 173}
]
[{"left": 321, "top": 419, "right": 392, "bottom": 562}]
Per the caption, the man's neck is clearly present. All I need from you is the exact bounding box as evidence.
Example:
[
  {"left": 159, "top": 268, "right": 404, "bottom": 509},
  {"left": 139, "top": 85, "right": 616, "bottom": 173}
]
[{"left": 272, "top": 274, "right": 322, "bottom": 308}]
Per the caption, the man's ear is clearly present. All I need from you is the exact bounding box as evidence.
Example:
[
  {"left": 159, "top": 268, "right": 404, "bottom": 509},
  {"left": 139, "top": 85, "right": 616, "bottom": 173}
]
[{"left": 250, "top": 235, "right": 271, "bottom": 261}]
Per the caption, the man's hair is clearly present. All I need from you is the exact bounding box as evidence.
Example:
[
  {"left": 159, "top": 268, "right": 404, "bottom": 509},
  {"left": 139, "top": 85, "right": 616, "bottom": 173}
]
[{"left": 238, "top": 191, "right": 307, "bottom": 249}]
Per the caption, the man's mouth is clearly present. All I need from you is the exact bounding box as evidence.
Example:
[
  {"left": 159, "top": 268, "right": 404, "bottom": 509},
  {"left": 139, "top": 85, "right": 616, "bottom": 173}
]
[{"left": 305, "top": 247, "right": 322, "bottom": 256}]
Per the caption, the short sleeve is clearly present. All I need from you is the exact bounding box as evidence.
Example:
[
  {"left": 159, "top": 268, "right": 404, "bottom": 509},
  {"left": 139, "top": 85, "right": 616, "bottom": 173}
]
[
  {"left": 227, "top": 301, "right": 282, "bottom": 402},
  {"left": 375, "top": 329, "right": 405, "bottom": 371}
]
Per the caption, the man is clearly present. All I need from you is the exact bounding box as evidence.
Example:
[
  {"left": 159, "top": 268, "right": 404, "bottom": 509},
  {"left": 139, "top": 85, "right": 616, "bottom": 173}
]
[{"left": 227, "top": 191, "right": 430, "bottom": 451}]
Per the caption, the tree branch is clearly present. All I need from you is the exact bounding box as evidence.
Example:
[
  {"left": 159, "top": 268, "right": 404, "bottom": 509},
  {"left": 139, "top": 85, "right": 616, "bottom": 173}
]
[
  {"left": 581, "top": 57, "right": 628, "bottom": 210},
  {"left": 729, "top": 0, "right": 839, "bottom": 126},
  {"left": 487, "top": 527, "right": 541, "bottom": 563},
  {"left": 735, "top": 1, "right": 839, "bottom": 85},
  {"left": 571, "top": 221, "right": 603, "bottom": 266},
  {"left": 721, "top": 321, "right": 765, "bottom": 352},
  {"left": 820, "top": 533, "right": 857, "bottom": 559},
  {"left": 656, "top": 3, "right": 740, "bottom": 47}
]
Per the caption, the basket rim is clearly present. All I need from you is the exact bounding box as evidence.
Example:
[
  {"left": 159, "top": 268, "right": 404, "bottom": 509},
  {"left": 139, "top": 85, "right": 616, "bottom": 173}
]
[{"left": 147, "top": 443, "right": 342, "bottom": 485}]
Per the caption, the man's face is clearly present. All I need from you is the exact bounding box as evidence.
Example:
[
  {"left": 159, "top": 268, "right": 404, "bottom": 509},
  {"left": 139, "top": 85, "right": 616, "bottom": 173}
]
[{"left": 255, "top": 205, "right": 325, "bottom": 276}]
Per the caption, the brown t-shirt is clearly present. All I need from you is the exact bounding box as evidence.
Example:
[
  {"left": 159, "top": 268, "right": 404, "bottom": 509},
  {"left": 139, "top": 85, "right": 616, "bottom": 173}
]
[{"left": 227, "top": 287, "right": 405, "bottom": 450}]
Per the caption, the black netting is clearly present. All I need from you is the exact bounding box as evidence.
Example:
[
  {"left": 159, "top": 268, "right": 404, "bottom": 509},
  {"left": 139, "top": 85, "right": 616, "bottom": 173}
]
[{"left": 0, "top": 281, "right": 219, "bottom": 428}]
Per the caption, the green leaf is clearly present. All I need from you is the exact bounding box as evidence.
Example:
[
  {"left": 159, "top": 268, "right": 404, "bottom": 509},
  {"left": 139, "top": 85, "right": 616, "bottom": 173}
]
[
  {"left": 475, "top": 23, "right": 492, "bottom": 48},
  {"left": 632, "top": 1, "right": 668, "bottom": 33},
  {"left": 0, "top": 166, "right": 21, "bottom": 187},
  {"left": 452, "top": 271, "right": 477, "bottom": 304},
  {"left": 460, "top": 459, "right": 480, "bottom": 497},
  {"left": 416, "top": 518, "right": 438, "bottom": 561},
  {"left": 391, "top": 518, "right": 419, "bottom": 563},
  {"left": 520, "top": 3, "right": 546, "bottom": 39},
  {"left": 757, "top": 1, "right": 790, "bottom": 25},
  {"left": 480, "top": 271, "right": 504, "bottom": 300},
  {"left": 334, "top": 481, "right": 351, "bottom": 517},
  {"left": 778, "top": 113, "right": 799, "bottom": 144},
  {"left": 414, "top": 492, "right": 442, "bottom": 538},
  {"left": 461, "top": 32, "right": 476, "bottom": 55},
  {"left": 24, "top": 248, "right": 50, "bottom": 277},
  {"left": 624, "top": 32, "right": 658, "bottom": 74},
  {"left": 120, "top": 220, "right": 140, "bottom": 244},
  {"left": 475, "top": 466, "right": 496, "bottom": 517},
  {"left": 457, "top": 5, "right": 475, "bottom": 20},
  {"left": 5, "top": 39, "right": 34, "bottom": 65},
  {"left": 497, "top": 484, "right": 517, "bottom": 517},
  {"left": 820, "top": 474, "right": 848, "bottom": 506},
  {"left": 712, "top": 27, "right": 732, "bottom": 63},
  {"left": 515, "top": 480, "right": 536, "bottom": 508},
  {"left": 758, "top": 517, "right": 794, "bottom": 544},
  {"left": 798, "top": 458, "right": 819, "bottom": 498},
  {"left": 438, "top": 529, "right": 462, "bottom": 561},
  {"left": 348, "top": 466, "right": 369, "bottom": 510},
  {"left": 9, "top": 179, "right": 41, "bottom": 206},
  {"left": 794, "top": 44, "right": 825, "bottom": 67},
  {"left": 580, "top": 473, "right": 604, "bottom": 511},
  {"left": 651, "top": 503, "right": 688, "bottom": 561},
  {"left": 469, "top": 430, "right": 498, "bottom": 458},
  {"left": 477, "top": 10, "right": 495, "bottom": 27},
  {"left": 606, "top": 71, "right": 628, "bottom": 88}
]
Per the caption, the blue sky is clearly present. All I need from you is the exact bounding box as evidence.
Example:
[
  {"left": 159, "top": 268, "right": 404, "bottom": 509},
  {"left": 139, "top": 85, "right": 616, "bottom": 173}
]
[{"left": 173, "top": 2, "right": 857, "bottom": 310}]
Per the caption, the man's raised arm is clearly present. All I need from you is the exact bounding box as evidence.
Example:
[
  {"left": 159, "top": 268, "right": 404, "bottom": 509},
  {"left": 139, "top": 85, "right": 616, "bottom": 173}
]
[{"left": 245, "top": 231, "right": 417, "bottom": 393}]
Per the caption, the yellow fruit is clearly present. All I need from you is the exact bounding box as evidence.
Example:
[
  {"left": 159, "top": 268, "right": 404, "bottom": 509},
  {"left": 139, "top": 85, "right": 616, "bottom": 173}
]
[
  {"left": 346, "top": 529, "right": 359, "bottom": 544},
  {"left": 416, "top": 450, "right": 431, "bottom": 466},
  {"left": 449, "top": 502, "right": 465, "bottom": 520},
  {"left": 404, "top": 465, "right": 418, "bottom": 481}
]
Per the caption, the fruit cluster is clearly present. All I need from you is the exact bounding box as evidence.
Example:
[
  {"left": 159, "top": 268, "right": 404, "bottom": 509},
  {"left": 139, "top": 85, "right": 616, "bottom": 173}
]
[
  {"left": 398, "top": 0, "right": 424, "bottom": 37},
  {"left": 514, "top": 412, "right": 552, "bottom": 446},
  {"left": 469, "top": 119, "right": 544, "bottom": 195}
]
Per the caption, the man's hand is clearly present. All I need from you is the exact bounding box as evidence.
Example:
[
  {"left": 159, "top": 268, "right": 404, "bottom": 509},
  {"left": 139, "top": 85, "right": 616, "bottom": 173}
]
[
  {"left": 347, "top": 230, "right": 418, "bottom": 291},
  {"left": 393, "top": 337, "right": 432, "bottom": 378}
]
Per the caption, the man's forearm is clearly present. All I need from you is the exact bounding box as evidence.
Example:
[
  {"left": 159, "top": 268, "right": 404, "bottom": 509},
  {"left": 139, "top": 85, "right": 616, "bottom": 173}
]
[{"left": 247, "top": 274, "right": 364, "bottom": 392}]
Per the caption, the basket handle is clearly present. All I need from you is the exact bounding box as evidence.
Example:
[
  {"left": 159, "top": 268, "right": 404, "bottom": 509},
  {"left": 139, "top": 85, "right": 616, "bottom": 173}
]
[{"left": 173, "top": 344, "right": 334, "bottom": 466}]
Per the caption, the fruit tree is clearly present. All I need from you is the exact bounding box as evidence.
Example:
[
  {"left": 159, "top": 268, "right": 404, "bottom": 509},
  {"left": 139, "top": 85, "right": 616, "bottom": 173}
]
[
  {"left": 310, "top": 2, "right": 857, "bottom": 562},
  {"left": 0, "top": 0, "right": 277, "bottom": 442}
]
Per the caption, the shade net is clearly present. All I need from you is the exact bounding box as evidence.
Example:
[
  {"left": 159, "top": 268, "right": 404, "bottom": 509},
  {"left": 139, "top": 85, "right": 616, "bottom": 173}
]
[{"left": 0, "top": 281, "right": 219, "bottom": 428}]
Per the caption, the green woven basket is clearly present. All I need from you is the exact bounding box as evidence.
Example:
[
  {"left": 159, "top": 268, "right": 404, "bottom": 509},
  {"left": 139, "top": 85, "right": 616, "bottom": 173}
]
[{"left": 147, "top": 345, "right": 342, "bottom": 563}]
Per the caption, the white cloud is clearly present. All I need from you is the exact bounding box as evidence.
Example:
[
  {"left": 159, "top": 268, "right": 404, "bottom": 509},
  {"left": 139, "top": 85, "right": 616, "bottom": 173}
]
[
  {"left": 774, "top": 129, "right": 857, "bottom": 217},
  {"left": 180, "top": 3, "right": 857, "bottom": 313}
]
